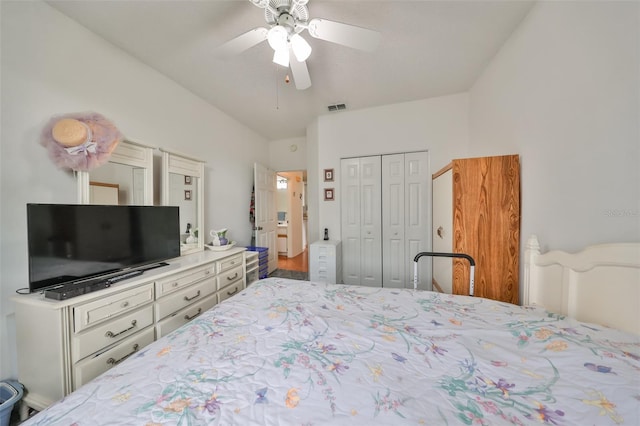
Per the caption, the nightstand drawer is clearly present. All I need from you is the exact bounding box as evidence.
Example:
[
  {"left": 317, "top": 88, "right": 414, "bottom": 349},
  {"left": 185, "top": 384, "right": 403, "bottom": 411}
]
[
  {"left": 73, "top": 326, "right": 154, "bottom": 389},
  {"left": 156, "top": 293, "right": 218, "bottom": 338},
  {"left": 72, "top": 305, "right": 154, "bottom": 361},
  {"left": 73, "top": 283, "right": 154, "bottom": 333},
  {"left": 155, "top": 262, "right": 215, "bottom": 297},
  {"left": 155, "top": 277, "right": 216, "bottom": 320}
]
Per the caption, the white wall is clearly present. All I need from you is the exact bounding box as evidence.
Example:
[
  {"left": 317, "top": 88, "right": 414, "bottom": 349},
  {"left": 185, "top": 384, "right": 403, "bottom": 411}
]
[
  {"left": 469, "top": 1, "right": 640, "bottom": 252},
  {"left": 0, "top": 1, "right": 267, "bottom": 381},
  {"left": 306, "top": 120, "right": 321, "bottom": 244},
  {"left": 310, "top": 94, "right": 470, "bottom": 244},
  {"left": 269, "top": 137, "right": 307, "bottom": 172}
]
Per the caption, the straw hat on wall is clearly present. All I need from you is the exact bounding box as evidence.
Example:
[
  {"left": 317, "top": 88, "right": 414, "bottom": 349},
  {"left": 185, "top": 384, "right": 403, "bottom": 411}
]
[{"left": 40, "top": 112, "right": 123, "bottom": 171}]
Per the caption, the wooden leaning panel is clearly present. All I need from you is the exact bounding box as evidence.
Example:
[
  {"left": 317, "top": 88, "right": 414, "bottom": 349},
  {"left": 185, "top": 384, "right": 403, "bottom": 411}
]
[
  {"left": 523, "top": 235, "right": 640, "bottom": 335},
  {"left": 452, "top": 155, "right": 520, "bottom": 303}
]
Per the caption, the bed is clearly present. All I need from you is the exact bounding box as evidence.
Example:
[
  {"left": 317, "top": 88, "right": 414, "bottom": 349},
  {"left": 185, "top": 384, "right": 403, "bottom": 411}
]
[{"left": 22, "top": 235, "right": 640, "bottom": 425}]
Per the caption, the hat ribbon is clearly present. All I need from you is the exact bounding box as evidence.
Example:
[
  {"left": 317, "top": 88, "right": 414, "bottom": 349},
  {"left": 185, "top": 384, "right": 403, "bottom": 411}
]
[{"left": 65, "top": 141, "right": 97, "bottom": 156}]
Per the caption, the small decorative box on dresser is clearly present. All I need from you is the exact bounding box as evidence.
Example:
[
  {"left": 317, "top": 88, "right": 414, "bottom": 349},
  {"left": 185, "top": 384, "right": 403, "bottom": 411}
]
[
  {"left": 309, "top": 240, "right": 342, "bottom": 284},
  {"left": 13, "top": 248, "right": 246, "bottom": 415}
]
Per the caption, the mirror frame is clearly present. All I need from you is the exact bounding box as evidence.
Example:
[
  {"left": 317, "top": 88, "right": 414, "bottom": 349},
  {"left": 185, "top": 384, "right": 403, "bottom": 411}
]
[
  {"left": 160, "top": 148, "right": 205, "bottom": 255},
  {"left": 77, "top": 139, "right": 155, "bottom": 205}
]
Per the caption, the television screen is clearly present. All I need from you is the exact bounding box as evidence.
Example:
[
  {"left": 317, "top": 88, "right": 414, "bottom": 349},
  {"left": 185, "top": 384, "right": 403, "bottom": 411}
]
[{"left": 27, "top": 204, "right": 181, "bottom": 292}]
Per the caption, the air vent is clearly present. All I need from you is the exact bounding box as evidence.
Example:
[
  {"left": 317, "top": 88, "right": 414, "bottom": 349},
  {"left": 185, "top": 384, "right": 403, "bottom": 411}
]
[{"left": 327, "top": 103, "right": 346, "bottom": 112}]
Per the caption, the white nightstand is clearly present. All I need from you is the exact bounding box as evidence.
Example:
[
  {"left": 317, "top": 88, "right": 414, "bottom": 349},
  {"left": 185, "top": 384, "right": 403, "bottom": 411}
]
[{"left": 309, "top": 240, "right": 342, "bottom": 284}]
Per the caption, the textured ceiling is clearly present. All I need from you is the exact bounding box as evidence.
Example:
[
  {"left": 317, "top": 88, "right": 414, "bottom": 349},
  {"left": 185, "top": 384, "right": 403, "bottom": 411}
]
[{"left": 46, "top": 0, "right": 534, "bottom": 140}]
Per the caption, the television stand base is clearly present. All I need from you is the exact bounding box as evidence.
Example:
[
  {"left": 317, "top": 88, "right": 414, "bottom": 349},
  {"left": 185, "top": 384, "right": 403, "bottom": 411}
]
[{"left": 43, "top": 263, "right": 169, "bottom": 301}]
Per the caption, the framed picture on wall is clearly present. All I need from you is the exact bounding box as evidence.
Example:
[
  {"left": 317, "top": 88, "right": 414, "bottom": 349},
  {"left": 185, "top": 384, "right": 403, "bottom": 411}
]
[
  {"left": 184, "top": 190, "right": 192, "bottom": 200},
  {"left": 184, "top": 176, "right": 192, "bottom": 185},
  {"left": 324, "top": 188, "right": 334, "bottom": 201},
  {"left": 324, "top": 169, "right": 334, "bottom": 182}
]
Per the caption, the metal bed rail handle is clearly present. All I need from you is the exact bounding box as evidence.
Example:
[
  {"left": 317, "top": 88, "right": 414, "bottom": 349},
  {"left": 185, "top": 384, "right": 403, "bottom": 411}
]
[{"left": 412, "top": 252, "right": 475, "bottom": 295}]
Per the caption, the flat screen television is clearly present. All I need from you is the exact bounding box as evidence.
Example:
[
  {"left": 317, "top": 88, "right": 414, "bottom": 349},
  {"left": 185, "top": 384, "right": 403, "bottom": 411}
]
[{"left": 27, "top": 204, "right": 181, "bottom": 293}]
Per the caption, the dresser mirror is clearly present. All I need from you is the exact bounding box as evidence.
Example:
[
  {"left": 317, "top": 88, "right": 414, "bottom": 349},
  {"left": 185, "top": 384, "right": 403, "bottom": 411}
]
[
  {"left": 160, "top": 148, "right": 205, "bottom": 255},
  {"left": 77, "top": 139, "right": 154, "bottom": 205}
]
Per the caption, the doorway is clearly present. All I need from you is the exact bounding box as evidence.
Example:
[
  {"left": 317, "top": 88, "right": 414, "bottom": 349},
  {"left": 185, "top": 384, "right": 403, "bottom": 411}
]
[{"left": 274, "top": 170, "right": 308, "bottom": 274}]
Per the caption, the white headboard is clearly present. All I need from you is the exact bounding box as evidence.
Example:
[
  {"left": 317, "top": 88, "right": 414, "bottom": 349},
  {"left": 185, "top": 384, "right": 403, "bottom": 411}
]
[{"left": 523, "top": 235, "right": 640, "bottom": 335}]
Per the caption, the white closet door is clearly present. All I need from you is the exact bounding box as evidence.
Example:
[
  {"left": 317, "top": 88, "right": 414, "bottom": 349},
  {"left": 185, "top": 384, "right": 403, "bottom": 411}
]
[
  {"left": 341, "top": 158, "right": 361, "bottom": 285},
  {"left": 342, "top": 153, "right": 427, "bottom": 289},
  {"left": 340, "top": 157, "right": 382, "bottom": 286},
  {"left": 404, "top": 151, "right": 430, "bottom": 290},
  {"left": 360, "top": 156, "right": 382, "bottom": 286},
  {"left": 382, "top": 154, "right": 405, "bottom": 288},
  {"left": 382, "top": 152, "right": 429, "bottom": 289}
]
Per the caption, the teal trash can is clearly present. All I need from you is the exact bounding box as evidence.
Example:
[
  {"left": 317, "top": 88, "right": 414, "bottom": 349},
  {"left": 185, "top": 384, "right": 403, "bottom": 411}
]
[{"left": 0, "top": 381, "right": 23, "bottom": 426}]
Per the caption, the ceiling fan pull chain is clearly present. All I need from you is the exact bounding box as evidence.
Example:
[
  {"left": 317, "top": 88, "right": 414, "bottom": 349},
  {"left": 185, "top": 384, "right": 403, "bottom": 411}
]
[{"left": 274, "top": 66, "right": 280, "bottom": 110}]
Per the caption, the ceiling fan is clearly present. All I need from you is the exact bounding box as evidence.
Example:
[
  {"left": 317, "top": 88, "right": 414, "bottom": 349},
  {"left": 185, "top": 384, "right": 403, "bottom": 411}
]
[{"left": 216, "top": 0, "right": 381, "bottom": 90}]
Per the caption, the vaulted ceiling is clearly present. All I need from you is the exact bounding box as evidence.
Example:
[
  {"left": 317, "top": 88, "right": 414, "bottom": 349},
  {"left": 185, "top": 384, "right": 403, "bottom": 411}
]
[{"left": 46, "top": 0, "right": 534, "bottom": 140}]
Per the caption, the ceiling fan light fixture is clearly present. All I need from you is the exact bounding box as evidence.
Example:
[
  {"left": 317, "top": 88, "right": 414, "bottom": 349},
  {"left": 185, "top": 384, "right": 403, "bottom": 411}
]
[
  {"left": 290, "top": 34, "right": 312, "bottom": 62},
  {"left": 273, "top": 48, "right": 290, "bottom": 67},
  {"left": 267, "top": 26, "right": 288, "bottom": 51}
]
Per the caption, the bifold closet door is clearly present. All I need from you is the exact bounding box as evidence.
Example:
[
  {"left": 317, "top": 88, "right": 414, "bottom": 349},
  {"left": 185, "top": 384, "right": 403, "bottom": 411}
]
[
  {"left": 341, "top": 156, "right": 382, "bottom": 286},
  {"left": 382, "top": 152, "right": 429, "bottom": 289}
]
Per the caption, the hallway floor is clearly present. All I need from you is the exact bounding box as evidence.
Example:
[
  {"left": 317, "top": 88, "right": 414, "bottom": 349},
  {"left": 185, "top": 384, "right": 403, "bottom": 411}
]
[{"left": 277, "top": 249, "right": 308, "bottom": 272}]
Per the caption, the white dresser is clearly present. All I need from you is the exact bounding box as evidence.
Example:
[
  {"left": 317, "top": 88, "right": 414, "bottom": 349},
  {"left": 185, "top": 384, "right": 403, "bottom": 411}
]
[
  {"left": 13, "top": 248, "right": 246, "bottom": 415},
  {"left": 309, "top": 240, "right": 342, "bottom": 284}
]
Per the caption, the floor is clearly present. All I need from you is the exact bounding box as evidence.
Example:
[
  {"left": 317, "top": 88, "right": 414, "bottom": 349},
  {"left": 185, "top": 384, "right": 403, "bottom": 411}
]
[
  {"left": 268, "top": 249, "right": 309, "bottom": 281},
  {"left": 277, "top": 249, "right": 308, "bottom": 272}
]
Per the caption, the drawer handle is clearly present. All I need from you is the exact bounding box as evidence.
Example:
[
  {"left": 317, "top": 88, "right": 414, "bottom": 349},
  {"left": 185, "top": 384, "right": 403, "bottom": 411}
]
[
  {"left": 184, "top": 308, "right": 202, "bottom": 321},
  {"left": 106, "top": 343, "right": 139, "bottom": 366},
  {"left": 227, "top": 272, "right": 239, "bottom": 281},
  {"left": 105, "top": 320, "right": 137, "bottom": 338},
  {"left": 227, "top": 287, "right": 239, "bottom": 297},
  {"left": 204, "top": 270, "right": 211, "bottom": 275},
  {"left": 121, "top": 301, "right": 130, "bottom": 308},
  {"left": 172, "top": 282, "right": 179, "bottom": 288},
  {"left": 184, "top": 290, "right": 201, "bottom": 301}
]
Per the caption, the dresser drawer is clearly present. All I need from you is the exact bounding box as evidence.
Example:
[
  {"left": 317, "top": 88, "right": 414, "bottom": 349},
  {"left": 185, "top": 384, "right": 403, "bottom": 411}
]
[
  {"left": 218, "top": 281, "right": 243, "bottom": 303},
  {"left": 73, "top": 283, "right": 154, "bottom": 333},
  {"left": 72, "top": 305, "right": 154, "bottom": 361},
  {"left": 73, "top": 326, "right": 155, "bottom": 389},
  {"left": 217, "top": 265, "right": 244, "bottom": 290},
  {"left": 155, "top": 277, "right": 216, "bottom": 320},
  {"left": 217, "top": 253, "right": 243, "bottom": 273},
  {"left": 155, "top": 262, "right": 215, "bottom": 297},
  {"left": 156, "top": 293, "right": 218, "bottom": 339}
]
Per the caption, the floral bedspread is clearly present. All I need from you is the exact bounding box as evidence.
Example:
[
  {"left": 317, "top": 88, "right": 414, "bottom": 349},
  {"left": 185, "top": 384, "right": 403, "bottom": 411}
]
[{"left": 25, "top": 278, "right": 640, "bottom": 425}]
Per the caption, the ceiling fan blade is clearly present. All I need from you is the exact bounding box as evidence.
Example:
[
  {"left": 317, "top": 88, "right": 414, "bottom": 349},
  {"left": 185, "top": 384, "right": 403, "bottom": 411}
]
[
  {"left": 215, "top": 27, "right": 268, "bottom": 58},
  {"left": 307, "top": 18, "right": 380, "bottom": 52},
  {"left": 289, "top": 50, "right": 311, "bottom": 90}
]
